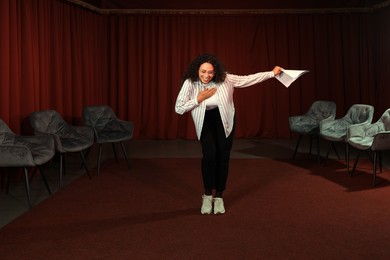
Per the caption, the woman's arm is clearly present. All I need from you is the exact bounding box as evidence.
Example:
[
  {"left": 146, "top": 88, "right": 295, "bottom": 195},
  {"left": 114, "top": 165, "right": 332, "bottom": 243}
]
[
  {"left": 226, "top": 66, "right": 283, "bottom": 88},
  {"left": 175, "top": 80, "right": 199, "bottom": 115}
]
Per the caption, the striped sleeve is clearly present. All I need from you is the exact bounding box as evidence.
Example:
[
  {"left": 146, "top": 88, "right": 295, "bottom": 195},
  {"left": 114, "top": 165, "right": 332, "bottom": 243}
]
[
  {"left": 226, "top": 71, "right": 274, "bottom": 88},
  {"left": 175, "top": 79, "right": 199, "bottom": 115}
]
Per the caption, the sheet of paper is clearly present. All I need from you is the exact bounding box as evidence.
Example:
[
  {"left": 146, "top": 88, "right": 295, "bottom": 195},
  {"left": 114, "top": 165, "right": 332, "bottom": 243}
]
[{"left": 275, "top": 69, "right": 309, "bottom": 88}]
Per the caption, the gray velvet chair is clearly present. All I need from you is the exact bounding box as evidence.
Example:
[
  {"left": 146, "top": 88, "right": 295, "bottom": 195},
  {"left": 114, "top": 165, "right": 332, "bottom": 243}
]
[
  {"left": 82, "top": 105, "right": 134, "bottom": 175},
  {"left": 347, "top": 108, "right": 390, "bottom": 186},
  {"left": 289, "top": 101, "right": 336, "bottom": 163},
  {"left": 29, "top": 110, "right": 94, "bottom": 188},
  {"left": 319, "top": 104, "right": 374, "bottom": 174},
  {"left": 0, "top": 119, "right": 55, "bottom": 208}
]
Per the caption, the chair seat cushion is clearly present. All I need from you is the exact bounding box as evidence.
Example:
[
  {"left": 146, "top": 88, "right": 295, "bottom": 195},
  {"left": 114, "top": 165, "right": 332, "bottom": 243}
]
[
  {"left": 17, "top": 136, "right": 54, "bottom": 163},
  {"left": 96, "top": 130, "right": 132, "bottom": 143},
  {"left": 59, "top": 137, "right": 93, "bottom": 152},
  {"left": 321, "top": 120, "right": 352, "bottom": 141},
  {"left": 1, "top": 134, "right": 55, "bottom": 166},
  {"left": 348, "top": 136, "right": 373, "bottom": 150},
  {"left": 289, "top": 116, "right": 319, "bottom": 134},
  {"left": 95, "top": 120, "right": 133, "bottom": 143},
  {"left": 320, "top": 128, "right": 347, "bottom": 141},
  {"left": 53, "top": 125, "right": 94, "bottom": 153}
]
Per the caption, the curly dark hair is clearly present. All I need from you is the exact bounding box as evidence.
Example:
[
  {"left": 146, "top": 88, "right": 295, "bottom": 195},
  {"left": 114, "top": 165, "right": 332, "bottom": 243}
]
[{"left": 182, "top": 53, "right": 227, "bottom": 84}]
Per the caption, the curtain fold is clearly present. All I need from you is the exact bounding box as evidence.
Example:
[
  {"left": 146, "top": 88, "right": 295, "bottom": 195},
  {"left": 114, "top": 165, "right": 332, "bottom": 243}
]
[{"left": 0, "top": 0, "right": 388, "bottom": 139}]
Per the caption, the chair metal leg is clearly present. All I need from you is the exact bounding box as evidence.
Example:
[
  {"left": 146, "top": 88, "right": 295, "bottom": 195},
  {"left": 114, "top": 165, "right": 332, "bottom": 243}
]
[
  {"left": 351, "top": 151, "right": 361, "bottom": 176},
  {"left": 23, "top": 167, "right": 32, "bottom": 209},
  {"left": 112, "top": 143, "right": 119, "bottom": 162},
  {"left": 292, "top": 135, "right": 302, "bottom": 159},
  {"left": 364, "top": 150, "right": 374, "bottom": 164},
  {"left": 325, "top": 143, "right": 332, "bottom": 160},
  {"left": 332, "top": 143, "right": 341, "bottom": 160},
  {"left": 120, "top": 142, "right": 132, "bottom": 169},
  {"left": 309, "top": 136, "right": 313, "bottom": 155},
  {"left": 37, "top": 166, "right": 52, "bottom": 195},
  {"left": 324, "top": 142, "right": 340, "bottom": 165},
  {"left": 83, "top": 146, "right": 91, "bottom": 161},
  {"left": 80, "top": 146, "right": 92, "bottom": 169},
  {"left": 323, "top": 143, "right": 333, "bottom": 165},
  {"left": 29, "top": 167, "right": 39, "bottom": 182},
  {"left": 79, "top": 151, "right": 91, "bottom": 179},
  {"left": 316, "top": 136, "right": 321, "bottom": 164}
]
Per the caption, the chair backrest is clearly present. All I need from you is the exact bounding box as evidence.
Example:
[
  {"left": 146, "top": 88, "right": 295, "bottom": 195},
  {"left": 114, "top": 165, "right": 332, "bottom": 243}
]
[
  {"left": 83, "top": 105, "right": 119, "bottom": 131},
  {"left": 0, "top": 119, "right": 14, "bottom": 144},
  {"left": 381, "top": 108, "right": 390, "bottom": 131},
  {"left": 30, "top": 110, "right": 73, "bottom": 135},
  {"left": 0, "top": 119, "right": 13, "bottom": 134},
  {"left": 307, "top": 101, "right": 337, "bottom": 121},
  {"left": 369, "top": 108, "right": 390, "bottom": 134},
  {"left": 371, "top": 109, "right": 390, "bottom": 151},
  {"left": 351, "top": 109, "right": 390, "bottom": 138},
  {"left": 344, "top": 104, "right": 374, "bottom": 124}
]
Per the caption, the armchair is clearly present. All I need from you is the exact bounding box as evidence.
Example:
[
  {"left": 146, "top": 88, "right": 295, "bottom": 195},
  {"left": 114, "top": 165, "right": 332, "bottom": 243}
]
[
  {"left": 347, "top": 109, "right": 390, "bottom": 186},
  {"left": 319, "top": 104, "right": 374, "bottom": 174},
  {"left": 83, "top": 105, "right": 134, "bottom": 175},
  {"left": 29, "top": 110, "right": 94, "bottom": 188},
  {"left": 0, "top": 119, "right": 55, "bottom": 208},
  {"left": 289, "top": 100, "right": 336, "bottom": 163}
]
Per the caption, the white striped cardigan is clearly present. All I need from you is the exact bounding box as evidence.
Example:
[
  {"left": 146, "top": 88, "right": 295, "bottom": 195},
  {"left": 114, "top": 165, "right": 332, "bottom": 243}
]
[{"left": 175, "top": 71, "right": 275, "bottom": 140}]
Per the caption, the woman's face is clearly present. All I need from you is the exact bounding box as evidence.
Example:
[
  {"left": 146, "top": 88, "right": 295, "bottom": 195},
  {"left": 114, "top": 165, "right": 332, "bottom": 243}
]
[{"left": 198, "top": 62, "right": 215, "bottom": 84}]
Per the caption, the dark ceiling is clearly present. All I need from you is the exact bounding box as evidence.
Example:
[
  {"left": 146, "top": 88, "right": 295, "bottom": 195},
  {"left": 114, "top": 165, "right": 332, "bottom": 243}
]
[{"left": 79, "top": 0, "right": 387, "bottom": 10}]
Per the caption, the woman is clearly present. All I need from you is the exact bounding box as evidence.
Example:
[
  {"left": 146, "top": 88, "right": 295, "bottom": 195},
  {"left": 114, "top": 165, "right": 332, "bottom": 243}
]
[{"left": 175, "top": 53, "right": 282, "bottom": 215}]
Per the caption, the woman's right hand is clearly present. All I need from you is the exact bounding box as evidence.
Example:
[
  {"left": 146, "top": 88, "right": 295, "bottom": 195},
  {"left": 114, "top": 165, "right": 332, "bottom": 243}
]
[
  {"left": 197, "top": 88, "right": 217, "bottom": 103},
  {"left": 272, "top": 66, "right": 283, "bottom": 76}
]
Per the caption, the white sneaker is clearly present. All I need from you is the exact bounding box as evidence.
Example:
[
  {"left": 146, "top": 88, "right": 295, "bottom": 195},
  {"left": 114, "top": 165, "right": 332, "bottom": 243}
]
[
  {"left": 213, "top": 198, "right": 225, "bottom": 215},
  {"left": 201, "top": 195, "right": 213, "bottom": 214}
]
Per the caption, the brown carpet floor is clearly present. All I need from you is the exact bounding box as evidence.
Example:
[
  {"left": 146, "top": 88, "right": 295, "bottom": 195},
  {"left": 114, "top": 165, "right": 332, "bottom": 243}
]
[{"left": 1, "top": 157, "right": 390, "bottom": 259}]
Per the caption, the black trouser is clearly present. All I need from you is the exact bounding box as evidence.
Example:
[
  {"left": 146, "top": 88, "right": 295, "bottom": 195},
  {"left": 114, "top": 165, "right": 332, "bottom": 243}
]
[{"left": 200, "top": 108, "right": 235, "bottom": 194}]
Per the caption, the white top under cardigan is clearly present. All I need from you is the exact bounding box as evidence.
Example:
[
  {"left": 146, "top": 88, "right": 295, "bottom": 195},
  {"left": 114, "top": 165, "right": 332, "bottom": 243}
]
[{"left": 175, "top": 71, "right": 275, "bottom": 140}]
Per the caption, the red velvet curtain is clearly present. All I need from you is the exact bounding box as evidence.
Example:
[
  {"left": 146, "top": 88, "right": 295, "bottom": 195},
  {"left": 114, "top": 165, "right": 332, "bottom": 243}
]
[
  {"left": 0, "top": 0, "right": 108, "bottom": 131},
  {"left": 0, "top": 0, "right": 388, "bottom": 139}
]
